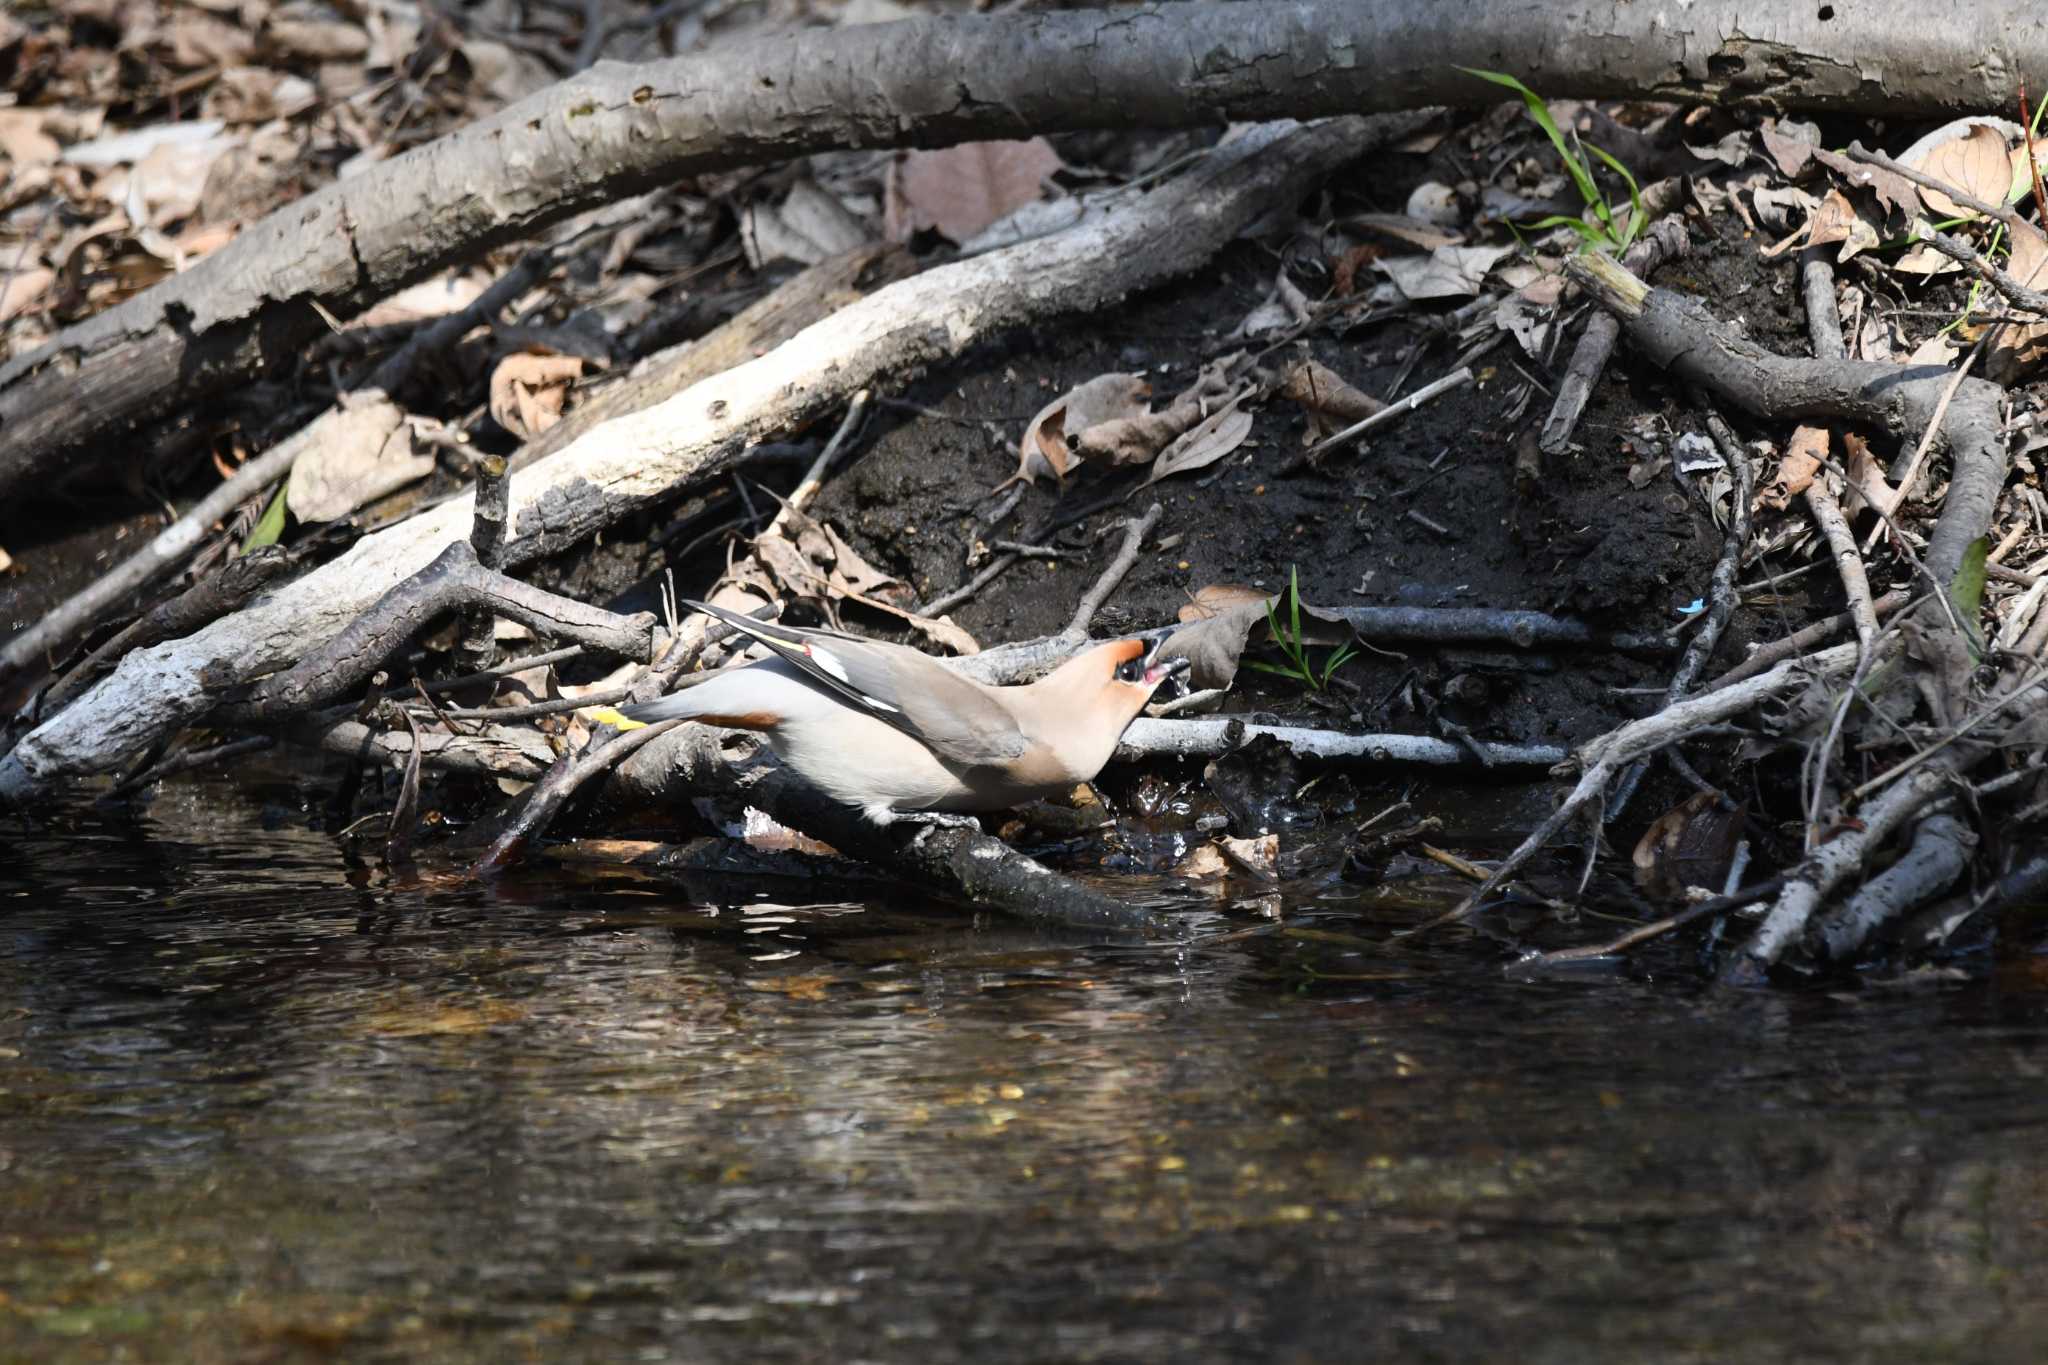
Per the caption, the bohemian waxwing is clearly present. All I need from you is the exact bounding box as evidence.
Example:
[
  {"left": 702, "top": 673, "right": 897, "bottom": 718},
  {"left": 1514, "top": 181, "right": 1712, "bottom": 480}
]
[{"left": 618, "top": 600, "right": 1189, "bottom": 828}]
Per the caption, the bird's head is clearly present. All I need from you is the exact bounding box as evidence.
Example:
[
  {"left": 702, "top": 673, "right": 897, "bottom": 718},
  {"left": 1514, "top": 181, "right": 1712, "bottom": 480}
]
[{"left": 1048, "top": 636, "right": 1190, "bottom": 725}]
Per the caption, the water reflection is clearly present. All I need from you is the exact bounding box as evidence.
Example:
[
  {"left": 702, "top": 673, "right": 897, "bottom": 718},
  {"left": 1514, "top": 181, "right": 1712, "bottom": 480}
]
[{"left": 4, "top": 777, "right": 2048, "bottom": 1361}]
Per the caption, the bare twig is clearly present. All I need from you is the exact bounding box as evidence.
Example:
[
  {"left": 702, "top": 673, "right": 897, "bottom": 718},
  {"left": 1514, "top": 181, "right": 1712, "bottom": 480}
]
[
  {"left": 1068, "top": 502, "right": 1163, "bottom": 635},
  {"left": 1279, "top": 366, "right": 1473, "bottom": 474},
  {"left": 1411, "top": 642, "right": 1858, "bottom": 930}
]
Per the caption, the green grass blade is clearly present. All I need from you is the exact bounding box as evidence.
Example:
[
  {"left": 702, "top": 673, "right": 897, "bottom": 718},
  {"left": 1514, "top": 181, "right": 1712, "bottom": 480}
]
[
  {"left": 1457, "top": 67, "right": 1604, "bottom": 229},
  {"left": 240, "top": 483, "right": 289, "bottom": 554},
  {"left": 1587, "top": 143, "right": 1643, "bottom": 248}
]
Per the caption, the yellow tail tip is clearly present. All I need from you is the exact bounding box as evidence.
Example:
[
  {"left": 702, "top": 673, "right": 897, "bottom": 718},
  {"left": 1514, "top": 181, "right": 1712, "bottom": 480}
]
[{"left": 587, "top": 706, "right": 646, "bottom": 731}]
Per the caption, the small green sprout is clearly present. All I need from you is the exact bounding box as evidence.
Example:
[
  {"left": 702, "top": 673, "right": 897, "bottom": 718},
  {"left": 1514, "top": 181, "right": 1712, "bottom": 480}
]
[
  {"left": 1459, "top": 67, "right": 1644, "bottom": 253},
  {"left": 1244, "top": 567, "right": 1359, "bottom": 692}
]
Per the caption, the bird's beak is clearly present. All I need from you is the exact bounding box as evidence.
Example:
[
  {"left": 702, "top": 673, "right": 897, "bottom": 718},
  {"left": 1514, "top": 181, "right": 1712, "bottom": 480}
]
[{"left": 1140, "top": 635, "right": 1192, "bottom": 692}]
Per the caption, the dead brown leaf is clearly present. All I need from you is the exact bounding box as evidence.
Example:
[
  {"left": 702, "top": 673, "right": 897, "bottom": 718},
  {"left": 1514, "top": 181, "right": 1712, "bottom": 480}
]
[
  {"left": 1909, "top": 123, "right": 2011, "bottom": 218},
  {"left": 0, "top": 267, "right": 55, "bottom": 323},
  {"left": 1841, "top": 431, "right": 1899, "bottom": 519},
  {"left": 998, "top": 372, "right": 1151, "bottom": 490},
  {"left": 0, "top": 109, "right": 59, "bottom": 166},
  {"left": 1760, "top": 120, "right": 1819, "bottom": 178},
  {"left": 1278, "top": 357, "right": 1380, "bottom": 440},
  {"left": 1804, "top": 189, "right": 1880, "bottom": 262},
  {"left": 1810, "top": 146, "right": 1920, "bottom": 219},
  {"left": 1757, "top": 425, "right": 1827, "bottom": 511},
  {"left": 489, "top": 352, "right": 585, "bottom": 441},
  {"left": 286, "top": 396, "right": 434, "bottom": 523},
  {"left": 1159, "top": 599, "right": 1268, "bottom": 690},
  {"left": 821, "top": 523, "right": 907, "bottom": 603},
  {"left": 1632, "top": 792, "right": 1745, "bottom": 900},
  {"left": 1991, "top": 222, "right": 2048, "bottom": 381},
  {"left": 1345, "top": 213, "right": 1463, "bottom": 251},
  {"left": 885, "top": 138, "right": 1062, "bottom": 244},
  {"left": 1146, "top": 394, "right": 1253, "bottom": 484},
  {"left": 1179, "top": 583, "right": 1271, "bottom": 623}
]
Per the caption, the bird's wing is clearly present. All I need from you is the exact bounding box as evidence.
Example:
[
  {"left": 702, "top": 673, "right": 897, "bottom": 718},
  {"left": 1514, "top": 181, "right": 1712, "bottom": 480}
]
[{"left": 685, "top": 600, "right": 1028, "bottom": 766}]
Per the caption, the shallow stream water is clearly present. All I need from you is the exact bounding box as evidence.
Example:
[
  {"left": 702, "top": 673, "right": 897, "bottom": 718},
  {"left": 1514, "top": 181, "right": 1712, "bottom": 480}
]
[{"left": 5, "top": 777, "right": 2047, "bottom": 1362}]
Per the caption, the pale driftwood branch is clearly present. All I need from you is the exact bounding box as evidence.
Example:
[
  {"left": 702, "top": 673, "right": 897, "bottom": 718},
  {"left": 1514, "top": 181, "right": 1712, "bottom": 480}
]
[
  {"left": 1115, "top": 719, "right": 1564, "bottom": 768},
  {"left": 1725, "top": 767, "right": 1952, "bottom": 979},
  {"left": 1067, "top": 503, "right": 1164, "bottom": 636},
  {"left": 9, "top": 0, "right": 2047, "bottom": 496},
  {"left": 1805, "top": 482, "right": 1879, "bottom": 654},
  {"left": 1, "top": 118, "right": 1383, "bottom": 802},
  {"left": 219, "top": 540, "right": 653, "bottom": 723},
  {"left": 314, "top": 717, "right": 557, "bottom": 782},
  {"left": 1816, "top": 810, "right": 1976, "bottom": 960}
]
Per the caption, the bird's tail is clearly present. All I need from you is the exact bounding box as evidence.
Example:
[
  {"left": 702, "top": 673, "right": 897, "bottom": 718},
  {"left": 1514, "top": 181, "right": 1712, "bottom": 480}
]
[{"left": 595, "top": 669, "right": 780, "bottom": 733}]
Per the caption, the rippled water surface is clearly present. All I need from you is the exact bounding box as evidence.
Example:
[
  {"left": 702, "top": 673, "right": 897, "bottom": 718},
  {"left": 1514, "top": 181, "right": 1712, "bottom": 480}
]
[{"left": 6, "top": 777, "right": 2048, "bottom": 1362}]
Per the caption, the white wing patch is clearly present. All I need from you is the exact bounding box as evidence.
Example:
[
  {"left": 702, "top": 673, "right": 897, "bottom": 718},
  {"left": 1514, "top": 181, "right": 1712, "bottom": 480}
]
[
  {"left": 807, "top": 642, "right": 901, "bottom": 712},
  {"left": 806, "top": 643, "right": 851, "bottom": 683}
]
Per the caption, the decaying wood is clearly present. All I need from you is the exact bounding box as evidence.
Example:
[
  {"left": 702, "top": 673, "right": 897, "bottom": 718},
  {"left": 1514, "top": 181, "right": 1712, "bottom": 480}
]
[
  {"left": 0, "top": 118, "right": 1398, "bottom": 802},
  {"left": 1538, "top": 219, "right": 1688, "bottom": 455},
  {"left": 8, "top": 0, "right": 2047, "bottom": 499}
]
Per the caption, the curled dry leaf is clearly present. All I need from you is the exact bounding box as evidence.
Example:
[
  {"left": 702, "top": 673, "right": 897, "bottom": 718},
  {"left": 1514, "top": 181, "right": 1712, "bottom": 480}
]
[
  {"left": 1810, "top": 146, "right": 1919, "bottom": 220},
  {"left": 998, "top": 372, "right": 1151, "bottom": 490},
  {"left": 1759, "top": 120, "right": 1821, "bottom": 179},
  {"left": 1841, "top": 431, "right": 1899, "bottom": 520},
  {"left": 1078, "top": 355, "right": 1255, "bottom": 468},
  {"left": 1330, "top": 243, "right": 1386, "bottom": 296},
  {"left": 1161, "top": 598, "right": 1268, "bottom": 690},
  {"left": 1178, "top": 583, "right": 1271, "bottom": 623},
  {"left": 1278, "top": 358, "right": 1381, "bottom": 441},
  {"left": 1161, "top": 585, "right": 1354, "bottom": 689},
  {"left": 1146, "top": 394, "right": 1253, "bottom": 485},
  {"left": 0, "top": 267, "right": 55, "bottom": 323},
  {"left": 1217, "top": 833, "right": 1281, "bottom": 881},
  {"left": 0, "top": 109, "right": 60, "bottom": 166},
  {"left": 1345, "top": 212, "right": 1463, "bottom": 251},
  {"left": 1803, "top": 189, "right": 1880, "bottom": 263},
  {"left": 1757, "top": 424, "right": 1827, "bottom": 511},
  {"left": 1893, "top": 216, "right": 1965, "bottom": 277},
  {"left": 1374, "top": 244, "right": 1512, "bottom": 301},
  {"left": 1989, "top": 222, "right": 2048, "bottom": 382},
  {"left": 489, "top": 352, "right": 585, "bottom": 441},
  {"left": 1633, "top": 791, "right": 1745, "bottom": 900}
]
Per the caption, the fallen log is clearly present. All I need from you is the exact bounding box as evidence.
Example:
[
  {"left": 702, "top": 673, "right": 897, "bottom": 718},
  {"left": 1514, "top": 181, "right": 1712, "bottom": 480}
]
[{"left": 7, "top": 0, "right": 2046, "bottom": 498}]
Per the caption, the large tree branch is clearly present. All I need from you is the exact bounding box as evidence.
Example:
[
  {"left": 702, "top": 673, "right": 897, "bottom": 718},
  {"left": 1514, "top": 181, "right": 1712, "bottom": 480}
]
[{"left": 6, "top": 0, "right": 2044, "bottom": 497}]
